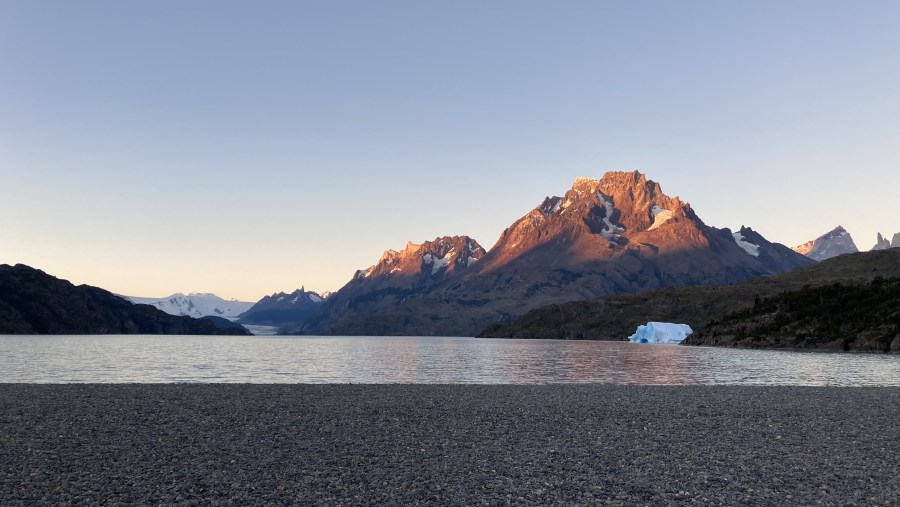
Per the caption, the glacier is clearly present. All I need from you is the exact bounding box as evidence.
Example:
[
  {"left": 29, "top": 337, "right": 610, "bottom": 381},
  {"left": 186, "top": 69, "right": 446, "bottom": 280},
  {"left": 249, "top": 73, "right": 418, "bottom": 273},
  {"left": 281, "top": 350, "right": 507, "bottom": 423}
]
[
  {"left": 732, "top": 232, "right": 760, "bottom": 257},
  {"left": 647, "top": 205, "right": 674, "bottom": 231},
  {"left": 125, "top": 293, "right": 254, "bottom": 320},
  {"left": 628, "top": 322, "right": 693, "bottom": 344}
]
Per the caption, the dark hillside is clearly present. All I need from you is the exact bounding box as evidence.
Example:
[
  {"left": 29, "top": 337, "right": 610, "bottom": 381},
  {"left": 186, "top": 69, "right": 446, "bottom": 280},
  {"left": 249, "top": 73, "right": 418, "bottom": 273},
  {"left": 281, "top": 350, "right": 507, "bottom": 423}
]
[
  {"left": 0, "top": 264, "right": 250, "bottom": 335},
  {"left": 685, "top": 278, "right": 900, "bottom": 352},
  {"left": 478, "top": 249, "right": 900, "bottom": 341}
]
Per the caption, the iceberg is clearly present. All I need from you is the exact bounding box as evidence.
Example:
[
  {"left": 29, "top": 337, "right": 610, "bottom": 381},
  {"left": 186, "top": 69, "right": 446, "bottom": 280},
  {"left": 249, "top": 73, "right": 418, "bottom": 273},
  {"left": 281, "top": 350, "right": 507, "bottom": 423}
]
[{"left": 628, "top": 322, "right": 693, "bottom": 344}]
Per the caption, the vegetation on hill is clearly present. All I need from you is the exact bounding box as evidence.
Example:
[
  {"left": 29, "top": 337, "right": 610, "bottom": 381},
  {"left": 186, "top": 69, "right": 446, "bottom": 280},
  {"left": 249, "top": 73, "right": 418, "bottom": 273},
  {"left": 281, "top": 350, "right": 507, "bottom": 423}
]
[
  {"left": 0, "top": 264, "right": 250, "bottom": 335},
  {"left": 478, "top": 249, "right": 900, "bottom": 348},
  {"left": 685, "top": 278, "right": 900, "bottom": 352}
]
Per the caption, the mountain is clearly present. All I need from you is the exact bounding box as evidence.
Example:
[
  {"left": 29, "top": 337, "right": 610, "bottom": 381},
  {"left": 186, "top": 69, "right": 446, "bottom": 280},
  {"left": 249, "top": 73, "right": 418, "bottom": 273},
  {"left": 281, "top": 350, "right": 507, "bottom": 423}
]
[
  {"left": 295, "top": 236, "right": 486, "bottom": 334},
  {"left": 871, "top": 232, "right": 900, "bottom": 251},
  {"left": 792, "top": 226, "right": 858, "bottom": 261},
  {"left": 0, "top": 264, "right": 250, "bottom": 335},
  {"left": 352, "top": 236, "right": 486, "bottom": 282},
  {"left": 125, "top": 293, "right": 254, "bottom": 320},
  {"left": 294, "top": 171, "right": 813, "bottom": 336},
  {"left": 238, "top": 287, "right": 327, "bottom": 326},
  {"left": 479, "top": 249, "right": 900, "bottom": 344}
]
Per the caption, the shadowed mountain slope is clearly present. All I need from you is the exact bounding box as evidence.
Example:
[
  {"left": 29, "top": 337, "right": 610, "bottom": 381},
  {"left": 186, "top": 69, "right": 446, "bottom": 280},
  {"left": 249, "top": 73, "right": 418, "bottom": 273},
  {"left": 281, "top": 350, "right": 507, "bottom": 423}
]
[{"left": 238, "top": 288, "right": 326, "bottom": 326}]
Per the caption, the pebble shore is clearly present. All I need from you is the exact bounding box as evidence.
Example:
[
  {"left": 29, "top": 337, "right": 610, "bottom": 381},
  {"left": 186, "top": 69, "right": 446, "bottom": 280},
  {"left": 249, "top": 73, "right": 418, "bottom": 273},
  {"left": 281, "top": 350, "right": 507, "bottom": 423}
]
[{"left": 2, "top": 385, "right": 898, "bottom": 505}]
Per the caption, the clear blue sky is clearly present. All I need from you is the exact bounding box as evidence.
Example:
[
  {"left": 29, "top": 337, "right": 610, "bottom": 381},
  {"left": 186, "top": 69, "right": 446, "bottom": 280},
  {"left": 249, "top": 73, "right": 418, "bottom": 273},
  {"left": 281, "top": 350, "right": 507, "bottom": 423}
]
[{"left": 2, "top": 1, "right": 898, "bottom": 301}]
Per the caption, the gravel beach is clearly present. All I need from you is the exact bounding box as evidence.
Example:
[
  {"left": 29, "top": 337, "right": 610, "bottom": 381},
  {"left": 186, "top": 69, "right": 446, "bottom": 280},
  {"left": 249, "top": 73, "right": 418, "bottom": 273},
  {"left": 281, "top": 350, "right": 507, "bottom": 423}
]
[{"left": 1, "top": 385, "right": 898, "bottom": 505}]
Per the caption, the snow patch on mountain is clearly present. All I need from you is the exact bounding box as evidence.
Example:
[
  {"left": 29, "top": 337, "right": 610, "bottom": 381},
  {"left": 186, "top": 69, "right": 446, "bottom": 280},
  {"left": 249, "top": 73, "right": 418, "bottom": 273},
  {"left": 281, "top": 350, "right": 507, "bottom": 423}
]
[
  {"left": 126, "top": 293, "right": 254, "bottom": 320},
  {"left": 542, "top": 197, "right": 563, "bottom": 214},
  {"left": 423, "top": 252, "right": 451, "bottom": 274},
  {"left": 596, "top": 191, "right": 625, "bottom": 239},
  {"left": 433, "top": 255, "right": 450, "bottom": 274},
  {"left": 732, "top": 232, "right": 760, "bottom": 257},
  {"left": 647, "top": 206, "right": 674, "bottom": 231}
]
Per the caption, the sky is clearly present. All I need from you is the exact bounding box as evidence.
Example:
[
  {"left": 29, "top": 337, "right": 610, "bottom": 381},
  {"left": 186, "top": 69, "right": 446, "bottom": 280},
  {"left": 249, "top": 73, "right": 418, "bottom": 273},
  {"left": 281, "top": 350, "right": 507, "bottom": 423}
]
[{"left": 1, "top": 1, "right": 898, "bottom": 301}]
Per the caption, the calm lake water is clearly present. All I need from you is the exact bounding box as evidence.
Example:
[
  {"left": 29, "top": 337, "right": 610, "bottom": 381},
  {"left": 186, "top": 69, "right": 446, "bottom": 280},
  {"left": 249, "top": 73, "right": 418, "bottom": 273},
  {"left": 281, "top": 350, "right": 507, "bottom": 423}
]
[{"left": 0, "top": 335, "right": 898, "bottom": 386}]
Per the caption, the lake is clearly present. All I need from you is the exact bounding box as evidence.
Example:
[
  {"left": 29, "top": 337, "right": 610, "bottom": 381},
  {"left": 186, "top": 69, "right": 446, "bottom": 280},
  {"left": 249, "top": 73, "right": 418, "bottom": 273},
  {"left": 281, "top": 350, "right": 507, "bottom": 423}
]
[{"left": 1, "top": 335, "right": 899, "bottom": 385}]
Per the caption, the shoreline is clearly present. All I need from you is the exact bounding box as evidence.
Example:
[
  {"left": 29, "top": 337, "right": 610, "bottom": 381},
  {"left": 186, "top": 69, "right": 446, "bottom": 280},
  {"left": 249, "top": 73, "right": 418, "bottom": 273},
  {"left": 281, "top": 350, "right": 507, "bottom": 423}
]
[{"left": 2, "top": 385, "right": 899, "bottom": 505}]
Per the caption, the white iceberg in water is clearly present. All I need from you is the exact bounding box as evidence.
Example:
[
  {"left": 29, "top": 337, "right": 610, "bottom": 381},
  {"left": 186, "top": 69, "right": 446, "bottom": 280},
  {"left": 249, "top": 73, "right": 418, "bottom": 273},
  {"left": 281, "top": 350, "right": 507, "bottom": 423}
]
[{"left": 628, "top": 322, "right": 693, "bottom": 344}]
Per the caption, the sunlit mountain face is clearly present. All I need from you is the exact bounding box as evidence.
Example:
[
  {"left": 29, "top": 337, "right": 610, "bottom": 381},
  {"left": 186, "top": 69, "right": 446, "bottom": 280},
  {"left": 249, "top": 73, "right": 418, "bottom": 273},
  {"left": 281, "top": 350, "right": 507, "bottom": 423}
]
[
  {"left": 792, "top": 226, "right": 859, "bottom": 262},
  {"left": 290, "top": 171, "right": 813, "bottom": 337}
]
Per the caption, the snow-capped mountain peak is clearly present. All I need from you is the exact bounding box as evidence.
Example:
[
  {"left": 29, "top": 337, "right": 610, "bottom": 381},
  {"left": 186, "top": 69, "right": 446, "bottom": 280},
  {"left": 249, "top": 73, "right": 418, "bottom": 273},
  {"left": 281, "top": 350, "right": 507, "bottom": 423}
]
[
  {"left": 480, "top": 171, "right": 701, "bottom": 269},
  {"left": 125, "top": 293, "right": 254, "bottom": 320},
  {"left": 352, "top": 236, "right": 486, "bottom": 281}
]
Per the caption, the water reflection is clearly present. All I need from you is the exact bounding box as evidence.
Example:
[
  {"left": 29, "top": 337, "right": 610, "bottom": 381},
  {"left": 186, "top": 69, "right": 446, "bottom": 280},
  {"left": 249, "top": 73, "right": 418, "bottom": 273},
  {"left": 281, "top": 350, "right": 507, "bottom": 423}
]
[{"left": 0, "top": 335, "right": 898, "bottom": 386}]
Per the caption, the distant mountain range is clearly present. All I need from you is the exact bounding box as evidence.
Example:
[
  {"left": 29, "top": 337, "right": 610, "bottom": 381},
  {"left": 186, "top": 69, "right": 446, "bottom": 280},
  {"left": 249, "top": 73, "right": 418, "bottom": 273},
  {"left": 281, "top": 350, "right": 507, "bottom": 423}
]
[
  {"left": 293, "top": 171, "right": 814, "bottom": 336},
  {"left": 124, "top": 293, "right": 254, "bottom": 320},
  {"left": 121, "top": 287, "right": 330, "bottom": 329},
  {"left": 789, "top": 227, "right": 899, "bottom": 263},
  {"left": 792, "top": 226, "right": 858, "bottom": 261},
  {"left": 0, "top": 264, "right": 250, "bottom": 335},
  {"left": 871, "top": 232, "right": 900, "bottom": 251},
  {"left": 9, "top": 170, "right": 894, "bottom": 340}
]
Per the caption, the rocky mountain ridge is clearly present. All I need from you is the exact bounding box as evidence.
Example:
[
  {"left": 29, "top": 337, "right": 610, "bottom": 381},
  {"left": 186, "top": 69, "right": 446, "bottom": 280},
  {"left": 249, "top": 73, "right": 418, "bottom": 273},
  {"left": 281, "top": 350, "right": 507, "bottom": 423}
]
[
  {"left": 294, "top": 236, "right": 486, "bottom": 334},
  {"left": 871, "top": 232, "right": 900, "bottom": 251},
  {"left": 237, "top": 287, "right": 327, "bottom": 326},
  {"left": 354, "top": 236, "right": 486, "bottom": 282},
  {"left": 293, "top": 171, "right": 813, "bottom": 336},
  {"left": 792, "top": 226, "right": 858, "bottom": 261}
]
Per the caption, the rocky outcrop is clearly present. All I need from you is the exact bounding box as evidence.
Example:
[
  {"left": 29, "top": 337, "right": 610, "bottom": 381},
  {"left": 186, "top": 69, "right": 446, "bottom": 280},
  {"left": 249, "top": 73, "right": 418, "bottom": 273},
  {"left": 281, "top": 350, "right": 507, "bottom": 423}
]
[
  {"left": 792, "top": 226, "right": 859, "bottom": 261},
  {"left": 871, "top": 232, "right": 900, "bottom": 251},
  {"left": 0, "top": 264, "right": 251, "bottom": 335},
  {"left": 296, "top": 171, "right": 813, "bottom": 336}
]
